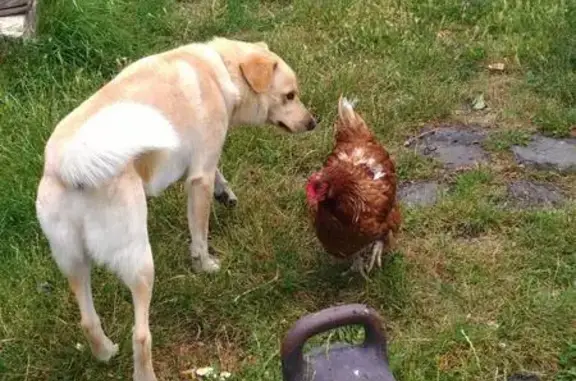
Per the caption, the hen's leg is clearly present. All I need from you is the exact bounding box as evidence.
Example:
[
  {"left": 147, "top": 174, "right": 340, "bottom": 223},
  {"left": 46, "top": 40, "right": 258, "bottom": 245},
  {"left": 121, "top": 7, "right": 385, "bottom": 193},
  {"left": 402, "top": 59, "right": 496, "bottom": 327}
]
[
  {"left": 344, "top": 241, "right": 385, "bottom": 279},
  {"left": 367, "top": 240, "right": 384, "bottom": 272}
]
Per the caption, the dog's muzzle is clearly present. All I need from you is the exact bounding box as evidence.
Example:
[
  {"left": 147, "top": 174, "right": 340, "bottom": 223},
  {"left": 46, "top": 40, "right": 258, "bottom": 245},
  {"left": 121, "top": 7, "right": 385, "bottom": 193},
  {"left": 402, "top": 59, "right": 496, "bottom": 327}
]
[{"left": 306, "top": 118, "right": 318, "bottom": 131}]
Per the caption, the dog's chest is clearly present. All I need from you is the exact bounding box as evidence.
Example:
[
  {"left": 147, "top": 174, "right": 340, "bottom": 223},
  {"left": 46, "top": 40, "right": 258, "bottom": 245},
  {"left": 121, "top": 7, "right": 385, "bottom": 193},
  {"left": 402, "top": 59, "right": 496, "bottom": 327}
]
[{"left": 144, "top": 147, "right": 190, "bottom": 196}]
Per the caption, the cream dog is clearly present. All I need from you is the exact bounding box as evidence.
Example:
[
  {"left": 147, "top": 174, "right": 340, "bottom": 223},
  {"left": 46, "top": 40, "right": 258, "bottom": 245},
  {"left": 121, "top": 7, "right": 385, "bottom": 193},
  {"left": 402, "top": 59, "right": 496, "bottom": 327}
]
[{"left": 35, "top": 37, "right": 316, "bottom": 380}]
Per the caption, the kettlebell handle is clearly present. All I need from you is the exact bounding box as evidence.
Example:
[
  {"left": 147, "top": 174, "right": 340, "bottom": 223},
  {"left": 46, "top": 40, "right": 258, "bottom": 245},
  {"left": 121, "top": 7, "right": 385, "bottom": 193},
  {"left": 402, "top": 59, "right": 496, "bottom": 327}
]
[{"left": 281, "top": 304, "right": 387, "bottom": 381}]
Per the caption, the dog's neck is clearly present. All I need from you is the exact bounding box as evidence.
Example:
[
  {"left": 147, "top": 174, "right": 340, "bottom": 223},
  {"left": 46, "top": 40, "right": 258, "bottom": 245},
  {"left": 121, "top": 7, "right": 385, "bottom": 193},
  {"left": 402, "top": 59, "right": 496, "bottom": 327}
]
[
  {"left": 210, "top": 46, "right": 269, "bottom": 128},
  {"left": 230, "top": 90, "right": 268, "bottom": 127}
]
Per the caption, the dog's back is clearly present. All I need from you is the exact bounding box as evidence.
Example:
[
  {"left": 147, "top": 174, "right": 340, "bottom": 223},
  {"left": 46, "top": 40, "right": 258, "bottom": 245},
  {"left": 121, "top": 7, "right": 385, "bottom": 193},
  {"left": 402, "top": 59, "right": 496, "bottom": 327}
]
[{"left": 42, "top": 42, "right": 238, "bottom": 191}]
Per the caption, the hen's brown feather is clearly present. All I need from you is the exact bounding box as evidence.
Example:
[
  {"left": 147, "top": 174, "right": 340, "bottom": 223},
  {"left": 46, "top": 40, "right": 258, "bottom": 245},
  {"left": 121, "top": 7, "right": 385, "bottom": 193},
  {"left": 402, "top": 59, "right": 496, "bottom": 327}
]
[{"left": 307, "top": 97, "right": 401, "bottom": 261}]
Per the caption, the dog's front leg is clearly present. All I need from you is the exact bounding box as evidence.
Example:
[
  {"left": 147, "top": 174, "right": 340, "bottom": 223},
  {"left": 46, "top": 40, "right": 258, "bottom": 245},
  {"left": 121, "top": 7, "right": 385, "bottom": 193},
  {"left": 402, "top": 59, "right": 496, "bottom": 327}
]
[
  {"left": 187, "top": 171, "right": 220, "bottom": 273},
  {"left": 214, "top": 168, "right": 237, "bottom": 207}
]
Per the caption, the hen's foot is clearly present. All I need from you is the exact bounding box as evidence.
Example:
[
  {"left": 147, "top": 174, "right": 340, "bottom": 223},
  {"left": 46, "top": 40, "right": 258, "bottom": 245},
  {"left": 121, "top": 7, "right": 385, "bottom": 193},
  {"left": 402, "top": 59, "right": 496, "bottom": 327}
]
[{"left": 341, "top": 241, "right": 384, "bottom": 280}]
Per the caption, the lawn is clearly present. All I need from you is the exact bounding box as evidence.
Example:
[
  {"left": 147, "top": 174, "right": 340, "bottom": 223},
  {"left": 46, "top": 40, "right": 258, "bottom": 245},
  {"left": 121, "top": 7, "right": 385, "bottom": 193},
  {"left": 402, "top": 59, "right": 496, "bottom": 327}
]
[{"left": 1, "top": 0, "right": 575, "bottom": 380}]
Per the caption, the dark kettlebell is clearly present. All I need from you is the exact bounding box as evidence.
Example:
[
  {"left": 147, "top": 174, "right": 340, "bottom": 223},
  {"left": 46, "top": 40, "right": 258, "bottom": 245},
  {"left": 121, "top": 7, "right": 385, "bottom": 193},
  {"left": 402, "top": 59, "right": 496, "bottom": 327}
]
[{"left": 281, "top": 304, "right": 396, "bottom": 381}]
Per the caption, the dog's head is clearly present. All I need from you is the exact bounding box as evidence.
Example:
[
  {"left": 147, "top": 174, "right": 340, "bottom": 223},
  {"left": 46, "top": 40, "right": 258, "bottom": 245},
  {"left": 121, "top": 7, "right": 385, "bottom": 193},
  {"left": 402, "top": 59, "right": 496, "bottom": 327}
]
[{"left": 231, "top": 41, "right": 317, "bottom": 133}]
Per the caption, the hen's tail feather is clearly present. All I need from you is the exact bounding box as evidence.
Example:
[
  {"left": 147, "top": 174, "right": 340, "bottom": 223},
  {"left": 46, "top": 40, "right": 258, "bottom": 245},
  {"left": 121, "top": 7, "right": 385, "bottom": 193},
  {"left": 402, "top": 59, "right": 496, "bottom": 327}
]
[
  {"left": 58, "top": 102, "right": 180, "bottom": 188},
  {"left": 335, "top": 94, "right": 372, "bottom": 142},
  {"left": 341, "top": 96, "right": 358, "bottom": 111}
]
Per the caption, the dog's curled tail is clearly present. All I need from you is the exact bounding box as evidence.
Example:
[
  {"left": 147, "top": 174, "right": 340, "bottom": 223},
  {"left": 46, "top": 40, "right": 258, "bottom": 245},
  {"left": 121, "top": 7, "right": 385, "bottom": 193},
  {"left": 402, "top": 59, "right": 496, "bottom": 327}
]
[{"left": 58, "top": 102, "right": 180, "bottom": 189}]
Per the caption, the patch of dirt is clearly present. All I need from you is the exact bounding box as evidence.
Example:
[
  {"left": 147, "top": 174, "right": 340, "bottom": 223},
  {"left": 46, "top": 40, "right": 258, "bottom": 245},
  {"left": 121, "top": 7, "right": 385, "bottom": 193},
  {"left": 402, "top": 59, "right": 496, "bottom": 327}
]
[
  {"left": 155, "top": 339, "right": 248, "bottom": 380},
  {"left": 401, "top": 239, "right": 454, "bottom": 282},
  {"left": 437, "top": 344, "right": 469, "bottom": 371},
  {"left": 453, "top": 74, "right": 523, "bottom": 128},
  {"left": 456, "top": 108, "right": 499, "bottom": 128},
  {"left": 453, "top": 220, "right": 490, "bottom": 238},
  {"left": 453, "top": 236, "right": 506, "bottom": 269}
]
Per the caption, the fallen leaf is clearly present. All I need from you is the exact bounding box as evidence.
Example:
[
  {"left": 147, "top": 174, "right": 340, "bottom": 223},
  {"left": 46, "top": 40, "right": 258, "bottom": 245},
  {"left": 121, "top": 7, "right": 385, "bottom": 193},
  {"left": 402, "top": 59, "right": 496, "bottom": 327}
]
[
  {"left": 196, "top": 367, "right": 214, "bottom": 378},
  {"left": 436, "top": 29, "right": 451, "bottom": 39},
  {"left": 487, "top": 321, "right": 499, "bottom": 329},
  {"left": 488, "top": 62, "right": 505, "bottom": 71},
  {"left": 471, "top": 93, "right": 487, "bottom": 110}
]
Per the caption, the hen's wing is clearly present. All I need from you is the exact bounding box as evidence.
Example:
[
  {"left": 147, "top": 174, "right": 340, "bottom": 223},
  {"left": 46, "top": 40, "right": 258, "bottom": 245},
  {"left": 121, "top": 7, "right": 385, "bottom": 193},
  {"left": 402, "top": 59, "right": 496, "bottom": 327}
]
[{"left": 340, "top": 139, "right": 399, "bottom": 236}]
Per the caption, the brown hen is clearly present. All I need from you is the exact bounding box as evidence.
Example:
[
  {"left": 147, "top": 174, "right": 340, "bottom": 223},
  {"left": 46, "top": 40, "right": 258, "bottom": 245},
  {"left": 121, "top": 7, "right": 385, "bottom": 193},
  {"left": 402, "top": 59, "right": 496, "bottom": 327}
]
[{"left": 305, "top": 96, "right": 401, "bottom": 277}]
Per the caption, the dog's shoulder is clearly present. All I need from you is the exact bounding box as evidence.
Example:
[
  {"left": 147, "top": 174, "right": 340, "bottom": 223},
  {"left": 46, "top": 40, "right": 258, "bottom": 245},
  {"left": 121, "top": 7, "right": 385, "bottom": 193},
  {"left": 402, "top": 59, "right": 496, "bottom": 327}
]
[{"left": 161, "top": 42, "right": 240, "bottom": 111}]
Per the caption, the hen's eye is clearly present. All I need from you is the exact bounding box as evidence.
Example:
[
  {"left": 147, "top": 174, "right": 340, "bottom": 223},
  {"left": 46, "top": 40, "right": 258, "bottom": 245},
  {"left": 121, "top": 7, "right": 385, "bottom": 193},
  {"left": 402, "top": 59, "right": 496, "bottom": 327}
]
[{"left": 286, "top": 92, "right": 296, "bottom": 101}]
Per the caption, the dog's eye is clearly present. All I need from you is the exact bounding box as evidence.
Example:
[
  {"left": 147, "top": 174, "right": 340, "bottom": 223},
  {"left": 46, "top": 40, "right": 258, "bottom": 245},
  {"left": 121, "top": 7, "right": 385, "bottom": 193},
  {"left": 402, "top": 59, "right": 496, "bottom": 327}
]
[{"left": 286, "top": 92, "right": 296, "bottom": 101}]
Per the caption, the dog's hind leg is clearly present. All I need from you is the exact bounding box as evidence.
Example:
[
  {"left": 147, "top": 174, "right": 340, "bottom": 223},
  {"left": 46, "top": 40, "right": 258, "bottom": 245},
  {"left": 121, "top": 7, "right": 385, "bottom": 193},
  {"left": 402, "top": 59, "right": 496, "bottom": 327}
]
[
  {"left": 120, "top": 246, "right": 157, "bottom": 381},
  {"left": 36, "top": 178, "right": 118, "bottom": 362},
  {"left": 45, "top": 229, "right": 118, "bottom": 361},
  {"left": 213, "top": 168, "right": 237, "bottom": 207},
  {"left": 67, "top": 258, "right": 119, "bottom": 362},
  {"left": 84, "top": 177, "right": 158, "bottom": 381}
]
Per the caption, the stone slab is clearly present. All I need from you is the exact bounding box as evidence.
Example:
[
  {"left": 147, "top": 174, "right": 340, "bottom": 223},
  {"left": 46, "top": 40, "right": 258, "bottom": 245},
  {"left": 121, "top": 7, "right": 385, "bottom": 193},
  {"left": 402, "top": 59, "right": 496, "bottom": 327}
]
[
  {"left": 398, "top": 181, "right": 441, "bottom": 207},
  {"left": 512, "top": 135, "right": 576, "bottom": 173},
  {"left": 409, "top": 125, "right": 489, "bottom": 169},
  {"left": 507, "top": 180, "right": 565, "bottom": 207}
]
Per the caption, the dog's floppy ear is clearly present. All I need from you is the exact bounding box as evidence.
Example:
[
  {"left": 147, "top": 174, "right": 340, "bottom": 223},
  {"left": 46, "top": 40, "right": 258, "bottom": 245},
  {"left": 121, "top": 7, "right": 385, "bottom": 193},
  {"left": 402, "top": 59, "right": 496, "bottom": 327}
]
[
  {"left": 255, "top": 41, "right": 269, "bottom": 50},
  {"left": 240, "top": 54, "right": 277, "bottom": 93}
]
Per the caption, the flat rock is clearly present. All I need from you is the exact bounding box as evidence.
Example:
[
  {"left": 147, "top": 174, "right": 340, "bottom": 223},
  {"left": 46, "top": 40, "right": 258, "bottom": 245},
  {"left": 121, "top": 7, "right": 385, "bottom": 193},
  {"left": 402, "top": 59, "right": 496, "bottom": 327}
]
[
  {"left": 507, "top": 180, "right": 565, "bottom": 207},
  {"left": 409, "top": 124, "right": 489, "bottom": 169},
  {"left": 512, "top": 135, "right": 576, "bottom": 173},
  {"left": 398, "top": 181, "right": 441, "bottom": 207}
]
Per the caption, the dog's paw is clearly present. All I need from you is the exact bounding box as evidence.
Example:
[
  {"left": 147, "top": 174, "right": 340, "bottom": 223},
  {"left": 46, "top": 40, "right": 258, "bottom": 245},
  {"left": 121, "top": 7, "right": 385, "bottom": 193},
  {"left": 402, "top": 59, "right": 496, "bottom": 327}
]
[
  {"left": 191, "top": 254, "right": 221, "bottom": 273},
  {"left": 214, "top": 189, "right": 238, "bottom": 208},
  {"left": 93, "top": 339, "right": 119, "bottom": 362}
]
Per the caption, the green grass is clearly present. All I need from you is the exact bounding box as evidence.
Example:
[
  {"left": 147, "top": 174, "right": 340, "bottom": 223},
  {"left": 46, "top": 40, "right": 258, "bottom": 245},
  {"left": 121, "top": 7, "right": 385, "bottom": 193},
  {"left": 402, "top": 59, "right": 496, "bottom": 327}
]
[{"left": 1, "top": 0, "right": 575, "bottom": 380}]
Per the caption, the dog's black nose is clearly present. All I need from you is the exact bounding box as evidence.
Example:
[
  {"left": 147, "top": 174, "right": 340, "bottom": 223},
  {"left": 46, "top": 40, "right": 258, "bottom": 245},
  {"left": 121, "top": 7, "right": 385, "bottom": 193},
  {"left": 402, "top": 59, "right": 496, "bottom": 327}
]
[{"left": 306, "top": 118, "right": 318, "bottom": 131}]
